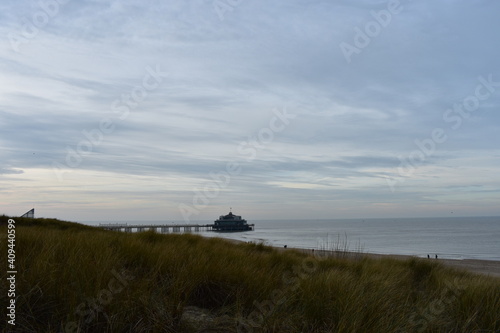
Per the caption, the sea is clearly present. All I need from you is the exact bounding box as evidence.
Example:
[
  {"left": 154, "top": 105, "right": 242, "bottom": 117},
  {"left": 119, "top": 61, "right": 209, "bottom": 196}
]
[{"left": 89, "top": 216, "right": 500, "bottom": 261}]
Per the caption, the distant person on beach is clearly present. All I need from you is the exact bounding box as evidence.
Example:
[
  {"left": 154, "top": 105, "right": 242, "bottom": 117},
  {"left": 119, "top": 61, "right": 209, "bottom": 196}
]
[
  {"left": 427, "top": 254, "right": 430, "bottom": 259},
  {"left": 435, "top": 254, "right": 438, "bottom": 259},
  {"left": 284, "top": 245, "right": 287, "bottom": 248}
]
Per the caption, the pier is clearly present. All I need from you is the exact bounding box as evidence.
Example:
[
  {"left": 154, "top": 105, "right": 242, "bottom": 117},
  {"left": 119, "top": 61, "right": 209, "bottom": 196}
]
[
  {"left": 98, "top": 223, "right": 254, "bottom": 233},
  {"left": 99, "top": 223, "right": 215, "bottom": 233}
]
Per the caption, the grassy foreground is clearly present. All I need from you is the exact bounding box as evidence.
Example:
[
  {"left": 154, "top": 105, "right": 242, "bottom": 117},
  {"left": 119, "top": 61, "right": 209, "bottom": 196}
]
[{"left": 1, "top": 216, "right": 499, "bottom": 333}]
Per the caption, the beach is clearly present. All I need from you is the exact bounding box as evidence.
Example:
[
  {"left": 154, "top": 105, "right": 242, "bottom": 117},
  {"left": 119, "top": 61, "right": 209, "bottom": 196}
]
[
  {"left": 216, "top": 239, "right": 497, "bottom": 279},
  {"left": 290, "top": 246, "right": 500, "bottom": 278},
  {"left": 431, "top": 257, "right": 500, "bottom": 278},
  {"left": 223, "top": 236, "right": 500, "bottom": 278},
  {"left": 355, "top": 252, "right": 500, "bottom": 278}
]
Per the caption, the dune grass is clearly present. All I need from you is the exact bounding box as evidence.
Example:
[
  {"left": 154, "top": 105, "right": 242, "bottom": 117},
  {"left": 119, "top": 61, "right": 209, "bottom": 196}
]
[{"left": 1, "top": 215, "right": 499, "bottom": 332}]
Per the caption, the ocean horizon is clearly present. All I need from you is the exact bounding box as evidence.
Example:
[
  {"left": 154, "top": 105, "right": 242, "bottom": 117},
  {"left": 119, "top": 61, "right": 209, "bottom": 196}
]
[{"left": 85, "top": 216, "right": 500, "bottom": 261}]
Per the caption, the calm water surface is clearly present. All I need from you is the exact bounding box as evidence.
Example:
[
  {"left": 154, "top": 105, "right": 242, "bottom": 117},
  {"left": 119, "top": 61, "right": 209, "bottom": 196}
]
[{"left": 90, "top": 216, "right": 500, "bottom": 261}]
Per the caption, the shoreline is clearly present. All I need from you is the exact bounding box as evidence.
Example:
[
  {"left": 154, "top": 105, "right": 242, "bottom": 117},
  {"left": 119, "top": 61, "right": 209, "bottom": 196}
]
[
  {"left": 352, "top": 251, "right": 500, "bottom": 278},
  {"left": 225, "top": 238, "right": 500, "bottom": 278},
  {"left": 310, "top": 249, "right": 500, "bottom": 278}
]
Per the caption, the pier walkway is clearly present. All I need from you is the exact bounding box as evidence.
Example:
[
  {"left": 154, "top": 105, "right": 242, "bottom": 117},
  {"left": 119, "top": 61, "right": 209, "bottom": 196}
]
[{"left": 98, "top": 223, "right": 217, "bottom": 233}]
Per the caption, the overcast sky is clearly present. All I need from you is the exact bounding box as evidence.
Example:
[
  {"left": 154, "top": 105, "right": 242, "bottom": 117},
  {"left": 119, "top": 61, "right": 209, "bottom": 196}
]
[{"left": 1, "top": 0, "right": 499, "bottom": 222}]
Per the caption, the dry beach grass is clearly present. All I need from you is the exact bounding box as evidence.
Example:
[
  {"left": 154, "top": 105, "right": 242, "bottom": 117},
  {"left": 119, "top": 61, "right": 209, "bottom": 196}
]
[{"left": 1, "top": 215, "right": 499, "bottom": 332}]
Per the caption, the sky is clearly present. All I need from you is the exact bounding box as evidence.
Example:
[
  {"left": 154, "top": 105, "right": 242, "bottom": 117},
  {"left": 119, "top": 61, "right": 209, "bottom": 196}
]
[{"left": 1, "top": 0, "right": 499, "bottom": 222}]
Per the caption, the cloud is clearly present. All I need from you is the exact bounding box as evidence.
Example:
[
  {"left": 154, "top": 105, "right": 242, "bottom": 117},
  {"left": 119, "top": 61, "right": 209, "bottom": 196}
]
[
  {"left": 0, "top": 0, "right": 499, "bottom": 220},
  {"left": 0, "top": 167, "right": 23, "bottom": 175}
]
